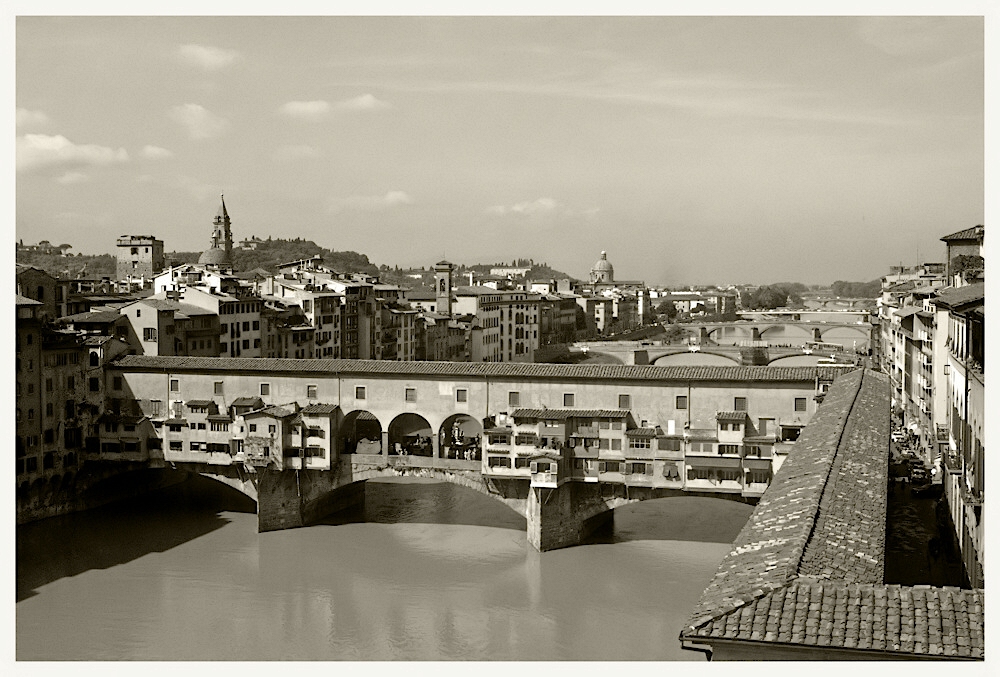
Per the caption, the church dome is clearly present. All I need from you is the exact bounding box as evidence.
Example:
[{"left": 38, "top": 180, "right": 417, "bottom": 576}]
[
  {"left": 592, "top": 251, "right": 614, "bottom": 273},
  {"left": 198, "top": 247, "right": 230, "bottom": 266},
  {"left": 590, "top": 251, "right": 614, "bottom": 284}
]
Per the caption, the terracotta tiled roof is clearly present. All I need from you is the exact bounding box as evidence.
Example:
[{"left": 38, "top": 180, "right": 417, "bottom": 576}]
[
  {"left": 185, "top": 400, "right": 214, "bottom": 408},
  {"left": 715, "top": 411, "right": 748, "bottom": 421},
  {"left": 679, "top": 369, "right": 984, "bottom": 660},
  {"left": 244, "top": 405, "right": 295, "bottom": 419},
  {"left": 932, "top": 283, "right": 984, "bottom": 310},
  {"left": 301, "top": 403, "right": 338, "bottom": 414},
  {"left": 111, "top": 355, "right": 842, "bottom": 384},
  {"left": 939, "top": 224, "right": 983, "bottom": 242},
  {"left": 512, "top": 408, "right": 629, "bottom": 420},
  {"left": 231, "top": 397, "right": 264, "bottom": 408},
  {"left": 625, "top": 427, "right": 657, "bottom": 438}
]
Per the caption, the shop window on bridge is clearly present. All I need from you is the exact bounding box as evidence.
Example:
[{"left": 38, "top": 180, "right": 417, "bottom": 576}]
[
  {"left": 101, "top": 443, "right": 120, "bottom": 454},
  {"left": 488, "top": 456, "right": 512, "bottom": 468},
  {"left": 514, "top": 457, "right": 531, "bottom": 469},
  {"left": 168, "top": 424, "right": 183, "bottom": 433},
  {"left": 599, "top": 461, "right": 623, "bottom": 473},
  {"left": 734, "top": 397, "right": 747, "bottom": 412},
  {"left": 624, "top": 462, "right": 653, "bottom": 475},
  {"left": 781, "top": 426, "right": 802, "bottom": 442},
  {"left": 515, "top": 433, "right": 537, "bottom": 445},
  {"left": 169, "top": 441, "right": 182, "bottom": 451},
  {"left": 675, "top": 395, "right": 687, "bottom": 410},
  {"left": 628, "top": 438, "right": 651, "bottom": 449},
  {"left": 747, "top": 468, "right": 772, "bottom": 485},
  {"left": 123, "top": 441, "right": 139, "bottom": 453},
  {"left": 718, "top": 444, "right": 740, "bottom": 455},
  {"left": 744, "top": 445, "right": 763, "bottom": 457}
]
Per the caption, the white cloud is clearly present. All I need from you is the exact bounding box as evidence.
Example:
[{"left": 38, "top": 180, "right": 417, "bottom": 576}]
[
  {"left": 336, "top": 94, "right": 391, "bottom": 111},
  {"left": 328, "top": 191, "right": 413, "bottom": 213},
  {"left": 273, "top": 144, "right": 322, "bottom": 161},
  {"left": 56, "top": 172, "right": 89, "bottom": 185},
  {"left": 141, "top": 145, "right": 174, "bottom": 160},
  {"left": 16, "top": 134, "right": 129, "bottom": 173},
  {"left": 279, "top": 100, "right": 331, "bottom": 120},
  {"left": 168, "top": 104, "right": 230, "bottom": 139},
  {"left": 16, "top": 108, "right": 51, "bottom": 130},
  {"left": 177, "top": 44, "right": 240, "bottom": 71},
  {"left": 486, "top": 197, "right": 562, "bottom": 216}
]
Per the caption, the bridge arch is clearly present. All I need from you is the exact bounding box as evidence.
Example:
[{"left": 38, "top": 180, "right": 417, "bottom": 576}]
[
  {"left": 341, "top": 409, "right": 383, "bottom": 455},
  {"left": 440, "top": 413, "right": 484, "bottom": 460},
  {"left": 651, "top": 351, "right": 740, "bottom": 366},
  {"left": 578, "top": 351, "right": 624, "bottom": 364},
  {"left": 387, "top": 412, "right": 434, "bottom": 456},
  {"left": 759, "top": 324, "right": 812, "bottom": 343}
]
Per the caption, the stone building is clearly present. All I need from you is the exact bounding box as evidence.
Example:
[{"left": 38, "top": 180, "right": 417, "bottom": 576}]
[{"left": 115, "top": 235, "right": 164, "bottom": 283}]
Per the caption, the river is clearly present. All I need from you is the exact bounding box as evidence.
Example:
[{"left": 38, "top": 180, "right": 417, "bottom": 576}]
[{"left": 17, "top": 475, "right": 752, "bottom": 661}]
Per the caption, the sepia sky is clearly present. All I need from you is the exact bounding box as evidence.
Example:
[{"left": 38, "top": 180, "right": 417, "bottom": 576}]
[{"left": 14, "top": 11, "right": 985, "bottom": 285}]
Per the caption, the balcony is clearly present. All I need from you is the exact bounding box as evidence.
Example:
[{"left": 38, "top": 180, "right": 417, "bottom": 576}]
[{"left": 942, "top": 447, "right": 963, "bottom": 474}]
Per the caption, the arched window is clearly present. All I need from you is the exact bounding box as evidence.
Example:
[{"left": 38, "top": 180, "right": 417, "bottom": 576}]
[
  {"left": 439, "top": 279, "right": 446, "bottom": 293},
  {"left": 89, "top": 351, "right": 99, "bottom": 367}
]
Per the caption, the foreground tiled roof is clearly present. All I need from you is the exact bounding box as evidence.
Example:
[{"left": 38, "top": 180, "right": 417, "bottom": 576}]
[
  {"left": 932, "top": 282, "right": 984, "bottom": 310},
  {"left": 111, "top": 355, "right": 842, "bottom": 384},
  {"left": 680, "top": 368, "right": 985, "bottom": 660}
]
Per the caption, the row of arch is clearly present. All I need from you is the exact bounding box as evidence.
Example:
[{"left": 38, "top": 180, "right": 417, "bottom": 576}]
[{"left": 341, "top": 410, "right": 484, "bottom": 460}]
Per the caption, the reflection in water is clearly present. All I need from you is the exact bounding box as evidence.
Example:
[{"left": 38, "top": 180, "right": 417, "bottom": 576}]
[{"left": 17, "top": 476, "right": 751, "bottom": 661}]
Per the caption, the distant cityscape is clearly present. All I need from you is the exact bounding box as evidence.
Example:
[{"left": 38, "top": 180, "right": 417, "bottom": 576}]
[{"left": 14, "top": 195, "right": 984, "bottom": 660}]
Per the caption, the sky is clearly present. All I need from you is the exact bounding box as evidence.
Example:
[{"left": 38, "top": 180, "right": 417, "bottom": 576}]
[{"left": 13, "top": 10, "right": 987, "bottom": 286}]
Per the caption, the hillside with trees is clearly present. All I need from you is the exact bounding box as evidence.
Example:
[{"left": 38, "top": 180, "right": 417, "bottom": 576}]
[{"left": 830, "top": 280, "right": 882, "bottom": 298}]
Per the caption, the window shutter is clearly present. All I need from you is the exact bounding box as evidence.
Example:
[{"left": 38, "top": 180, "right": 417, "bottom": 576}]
[{"left": 530, "top": 461, "right": 537, "bottom": 473}]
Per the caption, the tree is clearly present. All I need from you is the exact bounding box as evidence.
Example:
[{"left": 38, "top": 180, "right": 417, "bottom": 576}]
[
  {"left": 656, "top": 300, "right": 678, "bottom": 322},
  {"left": 745, "top": 286, "right": 789, "bottom": 310}
]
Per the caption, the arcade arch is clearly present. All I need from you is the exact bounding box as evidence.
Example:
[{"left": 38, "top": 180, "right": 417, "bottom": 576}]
[{"left": 340, "top": 410, "right": 383, "bottom": 455}]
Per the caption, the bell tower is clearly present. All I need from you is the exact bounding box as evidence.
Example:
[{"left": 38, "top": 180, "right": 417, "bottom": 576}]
[{"left": 434, "top": 260, "right": 453, "bottom": 316}]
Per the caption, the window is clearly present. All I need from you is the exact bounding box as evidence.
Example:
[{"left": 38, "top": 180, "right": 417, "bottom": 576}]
[
  {"left": 28, "top": 409, "right": 34, "bottom": 420},
  {"left": 563, "top": 393, "right": 575, "bottom": 407},
  {"left": 618, "top": 394, "right": 631, "bottom": 409},
  {"left": 734, "top": 397, "right": 747, "bottom": 412},
  {"left": 629, "top": 438, "right": 651, "bottom": 449},
  {"left": 600, "top": 461, "right": 623, "bottom": 473},
  {"left": 781, "top": 426, "right": 802, "bottom": 442},
  {"left": 307, "top": 384, "right": 318, "bottom": 399},
  {"left": 169, "top": 441, "right": 183, "bottom": 451},
  {"left": 260, "top": 383, "right": 270, "bottom": 396},
  {"left": 355, "top": 386, "right": 366, "bottom": 400},
  {"left": 249, "top": 424, "right": 257, "bottom": 433},
  {"left": 113, "top": 376, "right": 123, "bottom": 391},
  {"left": 143, "top": 327, "right": 157, "bottom": 342},
  {"left": 718, "top": 444, "right": 740, "bottom": 455},
  {"left": 170, "top": 379, "right": 179, "bottom": 392},
  {"left": 45, "top": 378, "right": 53, "bottom": 392},
  {"left": 732, "top": 423, "right": 741, "bottom": 432},
  {"left": 253, "top": 321, "right": 260, "bottom": 330},
  {"left": 456, "top": 389, "right": 468, "bottom": 403},
  {"left": 46, "top": 403, "right": 54, "bottom": 417},
  {"left": 675, "top": 395, "right": 687, "bottom": 410},
  {"left": 405, "top": 388, "right": 417, "bottom": 402},
  {"left": 242, "top": 321, "right": 250, "bottom": 331},
  {"left": 794, "top": 397, "right": 807, "bottom": 412},
  {"left": 719, "top": 422, "right": 729, "bottom": 431},
  {"left": 211, "top": 422, "right": 229, "bottom": 432},
  {"left": 488, "top": 456, "right": 512, "bottom": 468},
  {"left": 488, "top": 433, "right": 510, "bottom": 445},
  {"left": 214, "top": 381, "right": 224, "bottom": 395},
  {"left": 508, "top": 391, "right": 520, "bottom": 407},
  {"left": 268, "top": 425, "right": 276, "bottom": 434}
]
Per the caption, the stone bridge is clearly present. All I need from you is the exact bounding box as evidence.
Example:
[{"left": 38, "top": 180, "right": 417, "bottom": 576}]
[{"left": 177, "top": 454, "right": 752, "bottom": 551}]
